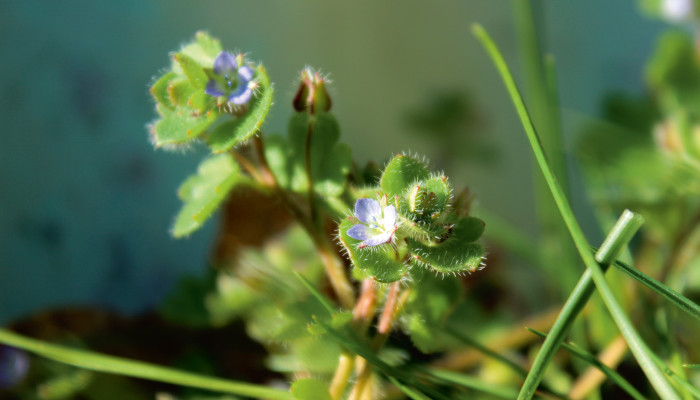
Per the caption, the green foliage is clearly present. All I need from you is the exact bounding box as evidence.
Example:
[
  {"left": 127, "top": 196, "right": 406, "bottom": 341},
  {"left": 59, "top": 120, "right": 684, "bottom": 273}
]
[
  {"left": 647, "top": 31, "right": 700, "bottom": 114},
  {"left": 152, "top": 106, "right": 218, "bottom": 147},
  {"left": 380, "top": 153, "right": 432, "bottom": 197},
  {"left": 402, "top": 269, "right": 462, "bottom": 352},
  {"left": 265, "top": 112, "right": 352, "bottom": 207},
  {"left": 172, "top": 154, "right": 245, "bottom": 237},
  {"left": 408, "top": 217, "right": 485, "bottom": 274},
  {"left": 290, "top": 379, "right": 332, "bottom": 400}
]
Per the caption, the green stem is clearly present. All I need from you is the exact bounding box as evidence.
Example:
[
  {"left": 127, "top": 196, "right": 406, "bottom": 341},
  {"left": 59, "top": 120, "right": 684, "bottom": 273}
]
[
  {"left": 0, "top": 328, "right": 292, "bottom": 400},
  {"left": 254, "top": 135, "right": 355, "bottom": 309},
  {"left": 304, "top": 114, "right": 321, "bottom": 230},
  {"left": 472, "top": 24, "right": 681, "bottom": 400}
]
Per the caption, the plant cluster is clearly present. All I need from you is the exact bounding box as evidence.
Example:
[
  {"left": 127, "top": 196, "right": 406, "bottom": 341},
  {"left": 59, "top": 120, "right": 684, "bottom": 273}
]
[{"left": 1, "top": 3, "right": 700, "bottom": 400}]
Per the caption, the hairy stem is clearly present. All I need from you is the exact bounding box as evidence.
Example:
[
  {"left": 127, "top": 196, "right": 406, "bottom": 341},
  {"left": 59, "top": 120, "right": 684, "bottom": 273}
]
[
  {"left": 350, "top": 282, "right": 404, "bottom": 400},
  {"left": 253, "top": 134, "right": 355, "bottom": 309}
]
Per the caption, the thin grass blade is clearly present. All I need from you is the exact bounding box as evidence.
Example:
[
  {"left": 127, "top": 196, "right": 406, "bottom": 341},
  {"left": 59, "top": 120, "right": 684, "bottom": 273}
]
[
  {"left": 528, "top": 329, "right": 646, "bottom": 400},
  {"left": 609, "top": 258, "right": 700, "bottom": 320},
  {"left": 0, "top": 329, "right": 292, "bottom": 399},
  {"left": 472, "top": 24, "right": 680, "bottom": 400}
]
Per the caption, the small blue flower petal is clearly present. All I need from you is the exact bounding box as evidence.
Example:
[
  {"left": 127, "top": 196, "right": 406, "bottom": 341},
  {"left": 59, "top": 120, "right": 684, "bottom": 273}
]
[
  {"left": 383, "top": 205, "right": 397, "bottom": 229},
  {"left": 362, "top": 231, "right": 394, "bottom": 247},
  {"left": 213, "top": 51, "right": 237, "bottom": 75},
  {"left": 229, "top": 85, "right": 252, "bottom": 105},
  {"left": 238, "top": 65, "right": 255, "bottom": 82},
  {"left": 205, "top": 80, "right": 225, "bottom": 97},
  {"left": 348, "top": 224, "right": 372, "bottom": 241},
  {"left": 355, "top": 198, "right": 381, "bottom": 224}
]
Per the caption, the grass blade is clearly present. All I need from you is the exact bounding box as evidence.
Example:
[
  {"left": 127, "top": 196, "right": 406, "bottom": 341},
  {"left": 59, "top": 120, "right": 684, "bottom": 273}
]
[
  {"left": 472, "top": 23, "right": 680, "bottom": 400},
  {"left": 609, "top": 258, "right": 700, "bottom": 321},
  {"left": 294, "top": 271, "right": 336, "bottom": 316},
  {"left": 446, "top": 326, "right": 527, "bottom": 377},
  {"left": 427, "top": 368, "right": 519, "bottom": 399},
  {"left": 528, "top": 329, "right": 646, "bottom": 400},
  {"left": 387, "top": 376, "right": 432, "bottom": 400},
  {"left": 0, "top": 329, "right": 292, "bottom": 399}
]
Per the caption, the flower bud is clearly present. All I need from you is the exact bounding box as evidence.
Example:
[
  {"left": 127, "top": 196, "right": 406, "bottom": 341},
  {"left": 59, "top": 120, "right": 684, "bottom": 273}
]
[{"left": 292, "top": 69, "right": 332, "bottom": 114}]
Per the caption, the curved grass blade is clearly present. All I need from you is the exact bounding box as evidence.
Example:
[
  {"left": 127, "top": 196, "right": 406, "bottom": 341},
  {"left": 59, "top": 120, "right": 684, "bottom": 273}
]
[
  {"left": 294, "top": 271, "right": 336, "bottom": 316},
  {"left": 609, "top": 257, "right": 700, "bottom": 321},
  {"left": 387, "top": 376, "right": 432, "bottom": 400},
  {"left": 528, "top": 329, "right": 646, "bottom": 400},
  {"left": 472, "top": 24, "right": 680, "bottom": 400},
  {"left": 0, "top": 328, "right": 292, "bottom": 400},
  {"left": 426, "top": 369, "right": 519, "bottom": 399},
  {"left": 445, "top": 326, "right": 527, "bottom": 377}
]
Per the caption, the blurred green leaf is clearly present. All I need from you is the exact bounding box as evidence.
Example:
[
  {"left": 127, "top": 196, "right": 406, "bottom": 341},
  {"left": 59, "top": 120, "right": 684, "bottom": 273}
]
[
  {"left": 290, "top": 379, "right": 331, "bottom": 400},
  {"left": 175, "top": 52, "right": 209, "bottom": 90},
  {"left": 647, "top": 31, "right": 700, "bottom": 114},
  {"left": 150, "top": 72, "right": 177, "bottom": 110},
  {"left": 286, "top": 112, "right": 352, "bottom": 197},
  {"left": 403, "top": 269, "right": 461, "bottom": 353},
  {"left": 173, "top": 154, "right": 243, "bottom": 237},
  {"left": 194, "top": 31, "right": 223, "bottom": 60},
  {"left": 188, "top": 90, "right": 214, "bottom": 114},
  {"left": 152, "top": 106, "right": 217, "bottom": 147},
  {"left": 168, "top": 79, "right": 197, "bottom": 107}
]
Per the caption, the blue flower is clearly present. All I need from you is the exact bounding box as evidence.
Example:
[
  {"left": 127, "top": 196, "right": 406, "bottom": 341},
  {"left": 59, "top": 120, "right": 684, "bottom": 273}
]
[
  {"left": 347, "top": 198, "right": 398, "bottom": 249},
  {"left": 0, "top": 346, "right": 29, "bottom": 389},
  {"left": 205, "top": 51, "right": 255, "bottom": 105}
]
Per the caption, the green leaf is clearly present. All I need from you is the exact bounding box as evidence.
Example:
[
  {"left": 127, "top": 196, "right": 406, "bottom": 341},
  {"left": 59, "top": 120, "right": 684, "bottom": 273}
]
[
  {"left": 152, "top": 107, "right": 217, "bottom": 147},
  {"left": 380, "top": 153, "right": 431, "bottom": 197},
  {"left": 150, "top": 72, "right": 177, "bottom": 109},
  {"left": 175, "top": 52, "right": 209, "bottom": 90},
  {"left": 291, "top": 379, "right": 332, "bottom": 400},
  {"left": 195, "top": 31, "right": 223, "bottom": 59},
  {"left": 312, "top": 114, "right": 352, "bottom": 196},
  {"left": 285, "top": 112, "right": 351, "bottom": 197},
  {"left": 647, "top": 31, "right": 700, "bottom": 113},
  {"left": 404, "top": 175, "right": 452, "bottom": 220},
  {"left": 207, "top": 66, "right": 274, "bottom": 152},
  {"left": 403, "top": 269, "right": 462, "bottom": 353},
  {"left": 0, "top": 328, "right": 293, "bottom": 400},
  {"left": 408, "top": 217, "right": 485, "bottom": 274},
  {"left": 178, "top": 32, "right": 221, "bottom": 67},
  {"left": 337, "top": 218, "right": 408, "bottom": 282},
  {"left": 168, "top": 79, "right": 197, "bottom": 107},
  {"left": 172, "top": 154, "right": 243, "bottom": 237},
  {"left": 189, "top": 89, "right": 214, "bottom": 114}
]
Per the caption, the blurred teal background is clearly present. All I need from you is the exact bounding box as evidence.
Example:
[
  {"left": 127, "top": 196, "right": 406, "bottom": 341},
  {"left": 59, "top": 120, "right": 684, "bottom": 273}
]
[{"left": 0, "top": 1, "right": 668, "bottom": 323}]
